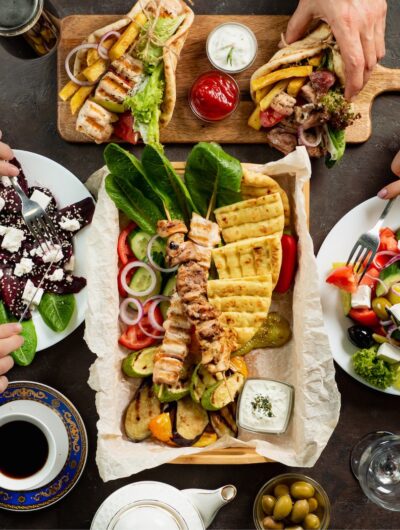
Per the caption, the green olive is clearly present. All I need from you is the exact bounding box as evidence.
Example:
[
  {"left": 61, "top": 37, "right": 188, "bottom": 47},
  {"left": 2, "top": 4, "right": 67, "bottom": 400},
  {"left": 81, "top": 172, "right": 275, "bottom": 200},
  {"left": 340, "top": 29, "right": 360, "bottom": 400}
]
[
  {"left": 372, "top": 297, "right": 392, "bottom": 320},
  {"left": 262, "top": 495, "right": 276, "bottom": 515},
  {"left": 290, "top": 481, "right": 315, "bottom": 499},
  {"left": 307, "top": 498, "right": 318, "bottom": 512},
  {"left": 285, "top": 527, "right": 304, "bottom": 530},
  {"left": 274, "top": 484, "right": 290, "bottom": 498},
  {"left": 291, "top": 499, "right": 310, "bottom": 523},
  {"left": 262, "top": 516, "right": 284, "bottom": 529},
  {"left": 273, "top": 494, "right": 293, "bottom": 520},
  {"left": 304, "top": 514, "right": 321, "bottom": 529}
]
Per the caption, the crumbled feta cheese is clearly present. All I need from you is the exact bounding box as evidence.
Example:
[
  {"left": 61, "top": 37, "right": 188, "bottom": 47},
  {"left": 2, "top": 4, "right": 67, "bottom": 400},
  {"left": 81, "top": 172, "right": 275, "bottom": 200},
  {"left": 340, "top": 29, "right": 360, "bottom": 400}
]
[
  {"left": 14, "top": 258, "right": 34, "bottom": 277},
  {"left": 1, "top": 227, "right": 25, "bottom": 253},
  {"left": 33, "top": 243, "right": 63, "bottom": 263},
  {"left": 0, "top": 269, "right": 3, "bottom": 279},
  {"left": 23, "top": 249, "right": 28, "bottom": 257},
  {"left": 48, "top": 268, "right": 64, "bottom": 282},
  {"left": 59, "top": 216, "right": 80, "bottom": 232},
  {"left": 1, "top": 176, "right": 12, "bottom": 187},
  {"left": 22, "top": 279, "right": 44, "bottom": 307},
  {"left": 64, "top": 255, "right": 75, "bottom": 272},
  {"left": 66, "top": 275, "right": 73, "bottom": 283},
  {"left": 30, "top": 189, "right": 51, "bottom": 211},
  {"left": 0, "top": 225, "right": 8, "bottom": 236},
  {"left": 351, "top": 285, "right": 371, "bottom": 309},
  {"left": 0, "top": 197, "right": 5, "bottom": 212}
]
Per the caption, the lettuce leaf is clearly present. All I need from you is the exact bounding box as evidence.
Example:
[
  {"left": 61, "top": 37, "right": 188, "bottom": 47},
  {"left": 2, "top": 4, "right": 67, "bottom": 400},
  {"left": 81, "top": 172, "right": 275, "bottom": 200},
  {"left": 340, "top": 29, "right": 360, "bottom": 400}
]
[
  {"left": 325, "top": 126, "right": 346, "bottom": 168},
  {"left": 184, "top": 142, "right": 243, "bottom": 217},
  {"left": 124, "top": 63, "right": 164, "bottom": 147}
]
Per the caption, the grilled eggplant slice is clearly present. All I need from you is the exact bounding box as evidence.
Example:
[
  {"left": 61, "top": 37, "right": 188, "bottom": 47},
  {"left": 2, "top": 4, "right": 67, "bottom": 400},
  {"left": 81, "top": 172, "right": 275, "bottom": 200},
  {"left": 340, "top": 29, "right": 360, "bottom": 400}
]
[
  {"left": 210, "top": 403, "right": 238, "bottom": 438},
  {"left": 125, "top": 380, "right": 162, "bottom": 442},
  {"left": 190, "top": 364, "right": 218, "bottom": 403},
  {"left": 201, "top": 373, "right": 245, "bottom": 411},
  {"left": 122, "top": 346, "right": 158, "bottom": 378},
  {"left": 172, "top": 396, "right": 209, "bottom": 446},
  {"left": 153, "top": 379, "right": 190, "bottom": 403}
]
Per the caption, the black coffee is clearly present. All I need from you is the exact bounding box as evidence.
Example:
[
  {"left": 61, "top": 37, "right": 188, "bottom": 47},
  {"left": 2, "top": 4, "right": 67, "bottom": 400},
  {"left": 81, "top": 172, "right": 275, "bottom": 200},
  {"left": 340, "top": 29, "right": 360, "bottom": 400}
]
[
  {"left": 0, "top": 420, "right": 49, "bottom": 479},
  {"left": 0, "top": 0, "right": 36, "bottom": 29}
]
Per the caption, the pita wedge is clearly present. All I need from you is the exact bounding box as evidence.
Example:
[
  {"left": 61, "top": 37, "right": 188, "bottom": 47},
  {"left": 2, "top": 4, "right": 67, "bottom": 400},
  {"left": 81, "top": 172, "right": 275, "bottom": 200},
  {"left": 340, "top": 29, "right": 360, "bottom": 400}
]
[
  {"left": 248, "top": 23, "right": 359, "bottom": 164},
  {"left": 59, "top": 0, "right": 194, "bottom": 144}
]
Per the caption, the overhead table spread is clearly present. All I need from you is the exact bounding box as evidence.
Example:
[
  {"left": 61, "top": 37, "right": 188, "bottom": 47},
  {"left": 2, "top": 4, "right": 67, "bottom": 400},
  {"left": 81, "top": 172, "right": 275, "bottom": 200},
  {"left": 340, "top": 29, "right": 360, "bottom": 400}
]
[{"left": 0, "top": 0, "right": 399, "bottom": 528}]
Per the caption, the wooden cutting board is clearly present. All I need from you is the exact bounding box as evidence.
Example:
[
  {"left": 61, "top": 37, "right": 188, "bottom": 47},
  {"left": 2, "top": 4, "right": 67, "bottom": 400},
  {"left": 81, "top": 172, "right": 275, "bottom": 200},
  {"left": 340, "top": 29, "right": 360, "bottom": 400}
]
[{"left": 57, "top": 14, "right": 400, "bottom": 144}]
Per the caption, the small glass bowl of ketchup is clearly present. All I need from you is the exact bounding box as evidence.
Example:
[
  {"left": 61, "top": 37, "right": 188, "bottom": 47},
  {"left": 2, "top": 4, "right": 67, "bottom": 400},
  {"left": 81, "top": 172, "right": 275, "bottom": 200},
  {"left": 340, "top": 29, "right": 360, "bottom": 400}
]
[{"left": 189, "top": 70, "right": 240, "bottom": 122}]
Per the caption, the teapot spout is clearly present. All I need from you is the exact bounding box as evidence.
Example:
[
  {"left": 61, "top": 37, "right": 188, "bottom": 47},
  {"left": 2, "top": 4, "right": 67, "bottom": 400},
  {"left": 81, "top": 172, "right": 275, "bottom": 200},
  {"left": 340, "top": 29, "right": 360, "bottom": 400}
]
[{"left": 182, "top": 485, "right": 237, "bottom": 529}]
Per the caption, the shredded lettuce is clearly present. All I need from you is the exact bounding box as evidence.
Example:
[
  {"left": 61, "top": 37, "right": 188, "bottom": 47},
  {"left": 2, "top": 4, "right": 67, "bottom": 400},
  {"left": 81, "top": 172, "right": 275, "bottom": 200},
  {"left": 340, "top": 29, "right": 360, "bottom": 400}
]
[
  {"left": 136, "top": 15, "right": 185, "bottom": 71},
  {"left": 124, "top": 63, "right": 164, "bottom": 147},
  {"left": 325, "top": 126, "right": 345, "bottom": 168}
]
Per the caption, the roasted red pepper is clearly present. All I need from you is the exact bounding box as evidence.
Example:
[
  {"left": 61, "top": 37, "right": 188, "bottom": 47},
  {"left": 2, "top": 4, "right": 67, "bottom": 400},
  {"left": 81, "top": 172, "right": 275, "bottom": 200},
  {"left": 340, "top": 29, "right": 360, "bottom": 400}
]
[{"left": 275, "top": 234, "right": 297, "bottom": 293}]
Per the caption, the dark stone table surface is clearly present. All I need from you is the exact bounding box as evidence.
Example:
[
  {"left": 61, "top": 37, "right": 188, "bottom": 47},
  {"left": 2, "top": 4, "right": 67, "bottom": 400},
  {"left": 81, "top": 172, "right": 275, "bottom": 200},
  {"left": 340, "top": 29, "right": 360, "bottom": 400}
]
[{"left": 1, "top": 1, "right": 400, "bottom": 528}]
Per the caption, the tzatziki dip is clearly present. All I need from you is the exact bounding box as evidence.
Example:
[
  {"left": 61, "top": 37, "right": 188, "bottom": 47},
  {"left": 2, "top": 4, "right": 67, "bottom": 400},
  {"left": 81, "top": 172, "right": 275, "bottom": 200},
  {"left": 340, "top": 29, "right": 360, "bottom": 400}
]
[
  {"left": 237, "top": 379, "right": 294, "bottom": 434},
  {"left": 206, "top": 22, "right": 258, "bottom": 73}
]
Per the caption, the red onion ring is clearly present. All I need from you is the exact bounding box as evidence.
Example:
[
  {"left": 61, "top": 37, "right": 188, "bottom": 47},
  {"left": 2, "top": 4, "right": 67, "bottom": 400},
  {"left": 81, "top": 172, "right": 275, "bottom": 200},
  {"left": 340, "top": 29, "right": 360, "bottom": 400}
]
[
  {"left": 373, "top": 250, "right": 398, "bottom": 269},
  {"left": 120, "top": 261, "right": 157, "bottom": 297},
  {"left": 65, "top": 43, "right": 98, "bottom": 86},
  {"left": 147, "top": 296, "right": 170, "bottom": 332},
  {"left": 364, "top": 272, "right": 388, "bottom": 294},
  {"left": 298, "top": 126, "right": 322, "bottom": 148},
  {"left": 98, "top": 30, "right": 121, "bottom": 60},
  {"left": 138, "top": 321, "right": 164, "bottom": 340},
  {"left": 387, "top": 324, "right": 398, "bottom": 338},
  {"left": 380, "top": 319, "right": 393, "bottom": 327},
  {"left": 383, "top": 254, "right": 400, "bottom": 269},
  {"left": 119, "top": 298, "right": 143, "bottom": 326},
  {"left": 147, "top": 235, "right": 178, "bottom": 273}
]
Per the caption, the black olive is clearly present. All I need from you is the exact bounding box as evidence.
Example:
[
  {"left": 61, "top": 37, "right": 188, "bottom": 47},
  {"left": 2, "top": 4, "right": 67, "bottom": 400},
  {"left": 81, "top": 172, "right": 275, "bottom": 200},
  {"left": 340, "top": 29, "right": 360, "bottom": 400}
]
[
  {"left": 348, "top": 325, "right": 374, "bottom": 349},
  {"left": 169, "top": 242, "right": 179, "bottom": 250}
]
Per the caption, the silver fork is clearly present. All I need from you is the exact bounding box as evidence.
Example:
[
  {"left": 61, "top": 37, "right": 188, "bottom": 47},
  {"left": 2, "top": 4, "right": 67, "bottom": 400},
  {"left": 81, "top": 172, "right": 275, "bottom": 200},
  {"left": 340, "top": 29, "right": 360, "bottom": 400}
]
[
  {"left": 11, "top": 178, "right": 61, "bottom": 322},
  {"left": 346, "top": 198, "right": 395, "bottom": 284}
]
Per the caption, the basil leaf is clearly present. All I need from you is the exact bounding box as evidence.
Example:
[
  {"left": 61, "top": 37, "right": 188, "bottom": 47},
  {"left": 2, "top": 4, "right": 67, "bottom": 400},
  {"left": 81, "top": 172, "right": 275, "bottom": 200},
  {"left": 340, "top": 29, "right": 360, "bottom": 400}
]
[
  {"left": 185, "top": 142, "right": 243, "bottom": 217},
  {"left": 104, "top": 143, "right": 163, "bottom": 212},
  {"left": 105, "top": 173, "right": 162, "bottom": 234},
  {"left": 141, "top": 144, "right": 197, "bottom": 224},
  {"left": 0, "top": 301, "right": 37, "bottom": 366},
  {"left": 38, "top": 293, "right": 75, "bottom": 333}
]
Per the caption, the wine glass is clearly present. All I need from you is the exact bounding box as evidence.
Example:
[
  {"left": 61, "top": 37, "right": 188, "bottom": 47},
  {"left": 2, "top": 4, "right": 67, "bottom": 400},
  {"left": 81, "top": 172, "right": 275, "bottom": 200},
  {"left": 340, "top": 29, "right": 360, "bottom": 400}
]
[{"left": 350, "top": 431, "right": 400, "bottom": 511}]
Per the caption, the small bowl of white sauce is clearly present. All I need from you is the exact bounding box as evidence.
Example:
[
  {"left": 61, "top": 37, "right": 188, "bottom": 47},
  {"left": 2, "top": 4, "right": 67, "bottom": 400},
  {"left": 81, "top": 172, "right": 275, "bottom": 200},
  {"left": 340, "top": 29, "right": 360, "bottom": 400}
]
[
  {"left": 206, "top": 22, "right": 258, "bottom": 74},
  {"left": 237, "top": 379, "right": 294, "bottom": 435}
]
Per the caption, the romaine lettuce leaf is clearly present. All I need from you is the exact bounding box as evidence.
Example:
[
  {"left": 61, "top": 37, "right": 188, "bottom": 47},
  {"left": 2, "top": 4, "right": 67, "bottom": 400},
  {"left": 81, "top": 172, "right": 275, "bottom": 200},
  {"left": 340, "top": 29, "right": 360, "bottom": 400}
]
[{"left": 325, "top": 126, "right": 346, "bottom": 168}]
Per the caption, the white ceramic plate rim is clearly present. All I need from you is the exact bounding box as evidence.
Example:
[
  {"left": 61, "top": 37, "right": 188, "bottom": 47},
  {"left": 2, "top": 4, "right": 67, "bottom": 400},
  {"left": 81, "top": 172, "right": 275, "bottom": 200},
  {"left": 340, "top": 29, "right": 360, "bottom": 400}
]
[
  {"left": 316, "top": 196, "right": 400, "bottom": 396},
  {"left": 11, "top": 150, "right": 92, "bottom": 352}
]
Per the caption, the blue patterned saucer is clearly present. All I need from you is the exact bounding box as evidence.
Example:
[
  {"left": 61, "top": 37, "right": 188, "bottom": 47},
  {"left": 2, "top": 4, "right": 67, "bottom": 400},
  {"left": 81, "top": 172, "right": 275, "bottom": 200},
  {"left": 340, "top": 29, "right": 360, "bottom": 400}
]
[{"left": 0, "top": 381, "right": 87, "bottom": 511}]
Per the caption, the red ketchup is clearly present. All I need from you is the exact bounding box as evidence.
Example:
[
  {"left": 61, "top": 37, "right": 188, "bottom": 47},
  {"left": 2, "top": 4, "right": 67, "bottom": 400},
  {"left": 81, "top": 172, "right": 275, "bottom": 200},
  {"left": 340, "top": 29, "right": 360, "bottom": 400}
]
[{"left": 189, "top": 71, "right": 240, "bottom": 121}]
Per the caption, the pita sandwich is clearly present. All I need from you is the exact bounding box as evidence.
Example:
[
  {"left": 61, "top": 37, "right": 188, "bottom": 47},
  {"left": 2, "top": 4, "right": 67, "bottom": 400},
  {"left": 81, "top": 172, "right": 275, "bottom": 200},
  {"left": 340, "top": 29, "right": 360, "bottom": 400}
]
[{"left": 59, "top": 0, "right": 194, "bottom": 144}]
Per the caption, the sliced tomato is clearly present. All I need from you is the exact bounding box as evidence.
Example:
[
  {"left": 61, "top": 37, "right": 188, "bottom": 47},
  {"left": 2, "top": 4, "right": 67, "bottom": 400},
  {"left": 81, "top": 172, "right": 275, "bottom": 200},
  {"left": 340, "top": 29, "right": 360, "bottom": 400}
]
[
  {"left": 114, "top": 112, "right": 139, "bottom": 144},
  {"left": 118, "top": 222, "right": 137, "bottom": 266},
  {"left": 360, "top": 266, "right": 379, "bottom": 287},
  {"left": 118, "top": 302, "right": 163, "bottom": 350},
  {"left": 379, "top": 228, "right": 398, "bottom": 252},
  {"left": 326, "top": 266, "right": 357, "bottom": 293},
  {"left": 349, "top": 308, "right": 380, "bottom": 328},
  {"left": 260, "top": 108, "right": 285, "bottom": 128}
]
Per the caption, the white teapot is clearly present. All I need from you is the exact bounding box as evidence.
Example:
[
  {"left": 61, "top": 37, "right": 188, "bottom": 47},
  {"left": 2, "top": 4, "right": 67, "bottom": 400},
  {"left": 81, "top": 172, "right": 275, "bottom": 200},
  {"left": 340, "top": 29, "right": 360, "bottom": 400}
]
[{"left": 91, "top": 481, "right": 237, "bottom": 530}]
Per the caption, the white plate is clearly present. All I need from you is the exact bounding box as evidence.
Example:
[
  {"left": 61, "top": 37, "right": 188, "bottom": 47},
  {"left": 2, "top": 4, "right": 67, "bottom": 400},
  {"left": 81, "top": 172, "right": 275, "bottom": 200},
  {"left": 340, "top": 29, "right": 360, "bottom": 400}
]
[
  {"left": 13, "top": 150, "right": 92, "bottom": 352},
  {"left": 317, "top": 196, "right": 400, "bottom": 396}
]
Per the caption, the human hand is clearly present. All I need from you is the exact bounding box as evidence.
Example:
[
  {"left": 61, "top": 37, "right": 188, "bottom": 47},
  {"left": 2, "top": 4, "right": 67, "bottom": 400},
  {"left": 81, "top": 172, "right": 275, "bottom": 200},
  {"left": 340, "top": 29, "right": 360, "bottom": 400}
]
[
  {"left": 377, "top": 152, "right": 400, "bottom": 199},
  {"left": 0, "top": 131, "right": 19, "bottom": 178},
  {"left": 285, "top": 0, "right": 387, "bottom": 100},
  {"left": 0, "top": 323, "right": 23, "bottom": 393}
]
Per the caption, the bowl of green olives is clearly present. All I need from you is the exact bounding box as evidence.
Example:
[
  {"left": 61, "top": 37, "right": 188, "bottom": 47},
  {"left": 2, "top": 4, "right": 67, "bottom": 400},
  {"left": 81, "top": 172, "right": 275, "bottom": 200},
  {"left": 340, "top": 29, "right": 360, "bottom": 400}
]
[{"left": 253, "top": 473, "right": 330, "bottom": 530}]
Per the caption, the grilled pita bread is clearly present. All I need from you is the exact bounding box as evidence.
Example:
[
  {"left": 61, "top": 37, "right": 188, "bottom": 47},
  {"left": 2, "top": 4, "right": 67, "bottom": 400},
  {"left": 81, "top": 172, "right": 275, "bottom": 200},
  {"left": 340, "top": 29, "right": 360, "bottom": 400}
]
[
  {"left": 250, "top": 23, "right": 333, "bottom": 101},
  {"left": 73, "top": 0, "right": 194, "bottom": 129}
]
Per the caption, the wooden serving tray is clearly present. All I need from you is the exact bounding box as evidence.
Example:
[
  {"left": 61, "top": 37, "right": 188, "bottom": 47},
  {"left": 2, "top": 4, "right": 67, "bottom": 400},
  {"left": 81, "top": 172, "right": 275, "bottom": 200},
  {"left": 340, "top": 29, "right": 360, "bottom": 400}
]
[
  {"left": 57, "top": 14, "right": 400, "bottom": 145},
  {"left": 166, "top": 162, "right": 309, "bottom": 465}
]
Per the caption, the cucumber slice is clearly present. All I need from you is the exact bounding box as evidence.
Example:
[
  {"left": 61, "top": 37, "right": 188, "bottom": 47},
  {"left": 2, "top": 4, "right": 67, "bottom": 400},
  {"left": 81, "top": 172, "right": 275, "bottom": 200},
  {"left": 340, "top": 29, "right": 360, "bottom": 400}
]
[
  {"left": 122, "top": 346, "right": 158, "bottom": 377},
  {"left": 201, "top": 373, "right": 245, "bottom": 411},
  {"left": 341, "top": 290, "right": 351, "bottom": 316},
  {"left": 160, "top": 275, "right": 177, "bottom": 319},
  {"left": 129, "top": 230, "right": 166, "bottom": 262},
  {"left": 129, "top": 268, "right": 162, "bottom": 303}
]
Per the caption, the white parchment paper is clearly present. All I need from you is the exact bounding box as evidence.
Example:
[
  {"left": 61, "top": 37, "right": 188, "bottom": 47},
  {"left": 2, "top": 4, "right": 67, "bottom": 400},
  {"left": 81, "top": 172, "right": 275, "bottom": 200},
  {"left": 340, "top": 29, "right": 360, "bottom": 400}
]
[{"left": 85, "top": 146, "right": 341, "bottom": 481}]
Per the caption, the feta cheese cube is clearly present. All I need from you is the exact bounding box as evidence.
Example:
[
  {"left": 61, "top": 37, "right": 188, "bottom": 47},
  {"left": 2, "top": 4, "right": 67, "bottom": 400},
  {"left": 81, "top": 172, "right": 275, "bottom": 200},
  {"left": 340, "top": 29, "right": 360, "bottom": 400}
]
[
  {"left": 22, "top": 279, "right": 44, "bottom": 307},
  {"left": 388, "top": 303, "right": 400, "bottom": 324},
  {"left": 377, "top": 342, "right": 400, "bottom": 364},
  {"left": 0, "top": 225, "right": 8, "bottom": 236},
  {"left": 30, "top": 189, "right": 51, "bottom": 211},
  {"left": 14, "top": 258, "right": 34, "bottom": 277},
  {"left": 48, "top": 268, "right": 64, "bottom": 282},
  {"left": 0, "top": 197, "right": 5, "bottom": 212},
  {"left": 1, "top": 176, "right": 12, "bottom": 187},
  {"left": 1, "top": 227, "right": 25, "bottom": 253},
  {"left": 351, "top": 285, "right": 372, "bottom": 309},
  {"left": 59, "top": 216, "right": 80, "bottom": 232}
]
